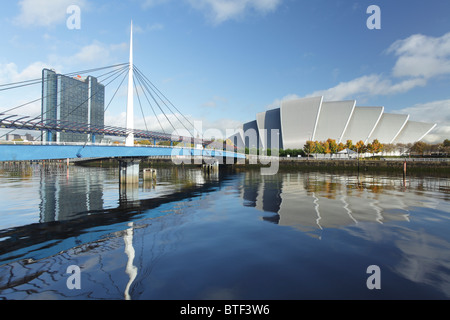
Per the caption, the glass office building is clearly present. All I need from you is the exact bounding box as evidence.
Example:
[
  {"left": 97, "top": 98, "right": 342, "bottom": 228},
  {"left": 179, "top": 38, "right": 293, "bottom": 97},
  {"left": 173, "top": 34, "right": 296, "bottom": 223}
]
[{"left": 41, "top": 69, "right": 105, "bottom": 143}]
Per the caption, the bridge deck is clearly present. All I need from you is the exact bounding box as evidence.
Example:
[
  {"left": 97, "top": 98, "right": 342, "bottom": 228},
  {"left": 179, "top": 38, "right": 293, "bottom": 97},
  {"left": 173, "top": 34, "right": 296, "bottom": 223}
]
[{"left": 0, "top": 144, "right": 245, "bottom": 162}]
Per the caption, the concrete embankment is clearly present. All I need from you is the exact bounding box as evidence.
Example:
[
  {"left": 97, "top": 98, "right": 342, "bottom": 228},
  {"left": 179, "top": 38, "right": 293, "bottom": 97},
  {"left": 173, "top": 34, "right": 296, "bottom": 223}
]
[{"left": 272, "top": 158, "right": 449, "bottom": 174}]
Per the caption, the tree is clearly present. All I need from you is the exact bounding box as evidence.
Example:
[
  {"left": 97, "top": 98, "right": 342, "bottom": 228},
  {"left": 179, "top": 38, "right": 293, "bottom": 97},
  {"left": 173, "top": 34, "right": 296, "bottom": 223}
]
[
  {"left": 442, "top": 139, "right": 449, "bottom": 146},
  {"left": 327, "top": 138, "right": 338, "bottom": 157},
  {"left": 345, "top": 140, "right": 353, "bottom": 151},
  {"left": 367, "top": 139, "right": 383, "bottom": 157},
  {"left": 354, "top": 140, "right": 366, "bottom": 156},
  {"left": 303, "top": 141, "right": 316, "bottom": 158},
  {"left": 411, "top": 141, "right": 427, "bottom": 155},
  {"left": 314, "top": 141, "right": 324, "bottom": 154},
  {"left": 337, "top": 142, "right": 345, "bottom": 152},
  {"left": 322, "top": 140, "right": 331, "bottom": 156}
]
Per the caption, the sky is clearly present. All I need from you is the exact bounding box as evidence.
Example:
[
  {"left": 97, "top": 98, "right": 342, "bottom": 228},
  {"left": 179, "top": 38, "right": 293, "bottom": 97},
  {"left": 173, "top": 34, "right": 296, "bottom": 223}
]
[{"left": 0, "top": 0, "right": 449, "bottom": 143}]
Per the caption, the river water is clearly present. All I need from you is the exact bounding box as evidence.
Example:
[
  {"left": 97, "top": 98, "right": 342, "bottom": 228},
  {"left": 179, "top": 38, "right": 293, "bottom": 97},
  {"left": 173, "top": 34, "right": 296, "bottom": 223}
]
[{"left": 0, "top": 162, "right": 449, "bottom": 300}]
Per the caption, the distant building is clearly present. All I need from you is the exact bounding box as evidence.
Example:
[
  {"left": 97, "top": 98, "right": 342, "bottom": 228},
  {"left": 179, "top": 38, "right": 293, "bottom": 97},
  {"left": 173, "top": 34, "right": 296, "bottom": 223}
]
[
  {"left": 5, "top": 133, "right": 35, "bottom": 142},
  {"left": 41, "top": 69, "right": 105, "bottom": 143},
  {"left": 229, "top": 96, "right": 437, "bottom": 150}
]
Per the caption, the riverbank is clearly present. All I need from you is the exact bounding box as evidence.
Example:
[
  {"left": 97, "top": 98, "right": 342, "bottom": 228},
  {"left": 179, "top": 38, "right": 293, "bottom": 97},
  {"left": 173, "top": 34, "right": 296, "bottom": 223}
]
[{"left": 2, "top": 157, "right": 448, "bottom": 175}]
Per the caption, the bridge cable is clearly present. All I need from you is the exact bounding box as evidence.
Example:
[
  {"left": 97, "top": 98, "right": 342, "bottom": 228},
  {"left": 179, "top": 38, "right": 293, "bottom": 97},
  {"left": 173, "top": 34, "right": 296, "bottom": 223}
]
[
  {"left": 2, "top": 64, "right": 129, "bottom": 117},
  {"left": 133, "top": 73, "right": 149, "bottom": 132},
  {"left": 133, "top": 68, "right": 179, "bottom": 136},
  {"left": 104, "top": 67, "right": 130, "bottom": 113},
  {"left": 134, "top": 67, "right": 193, "bottom": 138},
  {"left": 132, "top": 70, "right": 166, "bottom": 134},
  {"left": 134, "top": 66, "right": 194, "bottom": 129},
  {"left": 0, "top": 64, "right": 129, "bottom": 139},
  {"left": 0, "top": 63, "right": 129, "bottom": 92}
]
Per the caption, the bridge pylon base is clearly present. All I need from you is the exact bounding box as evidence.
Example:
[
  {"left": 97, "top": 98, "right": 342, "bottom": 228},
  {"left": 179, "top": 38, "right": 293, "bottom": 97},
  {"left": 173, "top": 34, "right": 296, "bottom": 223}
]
[{"left": 119, "top": 158, "right": 141, "bottom": 185}]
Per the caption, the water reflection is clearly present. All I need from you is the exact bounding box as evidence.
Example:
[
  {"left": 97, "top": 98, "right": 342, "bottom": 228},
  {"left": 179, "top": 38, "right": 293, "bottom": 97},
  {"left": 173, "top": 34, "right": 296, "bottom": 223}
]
[
  {"left": 0, "top": 164, "right": 449, "bottom": 300},
  {"left": 0, "top": 164, "right": 223, "bottom": 265},
  {"left": 241, "top": 171, "right": 449, "bottom": 238}
]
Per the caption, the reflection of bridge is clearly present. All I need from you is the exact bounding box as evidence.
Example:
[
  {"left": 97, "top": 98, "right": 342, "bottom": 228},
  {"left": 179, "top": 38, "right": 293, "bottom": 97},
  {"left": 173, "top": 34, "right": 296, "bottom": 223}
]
[
  {"left": 0, "top": 167, "right": 223, "bottom": 266},
  {"left": 0, "top": 22, "right": 244, "bottom": 167}
]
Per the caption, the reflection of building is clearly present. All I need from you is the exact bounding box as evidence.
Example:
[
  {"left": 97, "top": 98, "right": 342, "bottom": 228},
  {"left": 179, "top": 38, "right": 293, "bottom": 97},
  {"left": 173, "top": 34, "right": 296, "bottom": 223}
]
[
  {"left": 39, "top": 167, "right": 105, "bottom": 222},
  {"left": 230, "top": 96, "right": 437, "bottom": 150},
  {"left": 241, "top": 171, "right": 442, "bottom": 237},
  {"left": 41, "top": 69, "right": 105, "bottom": 143}
]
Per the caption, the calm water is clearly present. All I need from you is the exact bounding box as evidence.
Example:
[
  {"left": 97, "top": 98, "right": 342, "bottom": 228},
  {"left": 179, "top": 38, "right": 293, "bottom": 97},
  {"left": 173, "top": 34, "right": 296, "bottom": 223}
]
[{"left": 0, "top": 163, "right": 449, "bottom": 300}]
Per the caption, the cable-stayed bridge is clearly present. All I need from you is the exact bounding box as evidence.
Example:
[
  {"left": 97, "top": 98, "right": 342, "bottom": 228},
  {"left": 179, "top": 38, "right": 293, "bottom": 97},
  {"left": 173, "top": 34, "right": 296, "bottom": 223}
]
[{"left": 0, "top": 23, "right": 244, "bottom": 165}]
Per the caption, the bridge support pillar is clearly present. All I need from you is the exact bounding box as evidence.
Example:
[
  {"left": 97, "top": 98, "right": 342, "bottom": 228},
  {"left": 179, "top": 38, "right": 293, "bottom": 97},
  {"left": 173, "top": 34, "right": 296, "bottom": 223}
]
[
  {"left": 119, "top": 158, "right": 140, "bottom": 205},
  {"left": 119, "top": 159, "right": 140, "bottom": 185}
]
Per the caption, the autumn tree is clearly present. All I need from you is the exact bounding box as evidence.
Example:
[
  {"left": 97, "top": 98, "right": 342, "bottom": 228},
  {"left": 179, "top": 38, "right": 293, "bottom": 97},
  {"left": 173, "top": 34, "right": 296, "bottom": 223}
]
[
  {"left": 367, "top": 139, "right": 383, "bottom": 157},
  {"left": 411, "top": 141, "right": 427, "bottom": 155},
  {"left": 314, "top": 141, "right": 324, "bottom": 154},
  {"left": 345, "top": 140, "right": 353, "bottom": 151},
  {"left": 327, "top": 138, "right": 338, "bottom": 156},
  {"left": 303, "top": 140, "right": 316, "bottom": 158},
  {"left": 322, "top": 140, "right": 331, "bottom": 156},
  {"left": 354, "top": 140, "right": 367, "bottom": 156}
]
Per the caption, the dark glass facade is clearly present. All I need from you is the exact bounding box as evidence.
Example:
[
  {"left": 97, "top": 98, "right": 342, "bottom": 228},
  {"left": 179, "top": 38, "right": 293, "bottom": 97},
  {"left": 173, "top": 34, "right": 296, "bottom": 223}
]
[{"left": 41, "top": 69, "right": 105, "bottom": 143}]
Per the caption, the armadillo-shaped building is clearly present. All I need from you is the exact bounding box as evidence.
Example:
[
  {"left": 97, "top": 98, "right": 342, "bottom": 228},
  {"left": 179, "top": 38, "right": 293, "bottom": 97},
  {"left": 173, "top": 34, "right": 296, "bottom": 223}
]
[{"left": 230, "top": 96, "right": 436, "bottom": 150}]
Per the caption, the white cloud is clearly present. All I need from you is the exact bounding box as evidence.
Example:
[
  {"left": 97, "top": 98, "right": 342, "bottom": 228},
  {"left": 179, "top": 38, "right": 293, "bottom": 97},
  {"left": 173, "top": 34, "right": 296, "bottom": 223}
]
[
  {"left": 14, "top": 0, "right": 87, "bottom": 27},
  {"left": 307, "top": 75, "right": 427, "bottom": 101},
  {"left": 141, "top": 0, "right": 282, "bottom": 24},
  {"left": 46, "top": 41, "right": 127, "bottom": 71},
  {"left": 72, "top": 42, "right": 116, "bottom": 64},
  {"left": 133, "top": 23, "right": 164, "bottom": 34},
  {"left": 265, "top": 93, "right": 300, "bottom": 110},
  {"left": 186, "top": 0, "right": 282, "bottom": 24},
  {"left": 105, "top": 110, "right": 242, "bottom": 140},
  {"left": 142, "top": 0, "right": 171, "bottom": 9},
  {"left": 276, "top": 32, "right": 450, "bottom": 103},
  {"left": 0, "top": 61, "right": 52, "bottom": 84},
  {"left": 387, "top": 32, "right": 450, "bottom": 79}
]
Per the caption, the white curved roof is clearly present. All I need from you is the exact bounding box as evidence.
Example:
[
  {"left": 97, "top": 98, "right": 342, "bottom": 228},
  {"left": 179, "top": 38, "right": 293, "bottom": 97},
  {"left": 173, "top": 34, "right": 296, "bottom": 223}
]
[
  {"left": 313, "top": 100, "right": 356, "bottom": 143},
  {"left": 340, "top": 106, "right": 384, "bottom": 143},
  {"left": 280, "top": 96, "right": 323, "bottom": 149},
  {"left": 393, "top": 121, "right": 437, "bottom": 144},
  {"left": 367, "top": 113, "right": 409, "bottom": 144},
  {"left": 232, "top": 96, "right": 437, "bottom": 150}
]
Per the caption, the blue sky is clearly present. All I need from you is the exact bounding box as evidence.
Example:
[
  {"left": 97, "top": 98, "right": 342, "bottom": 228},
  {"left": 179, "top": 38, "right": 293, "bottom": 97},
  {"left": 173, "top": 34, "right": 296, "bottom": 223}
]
[{"left": 1, "top": 0, "right": 449, "bottom": 142}]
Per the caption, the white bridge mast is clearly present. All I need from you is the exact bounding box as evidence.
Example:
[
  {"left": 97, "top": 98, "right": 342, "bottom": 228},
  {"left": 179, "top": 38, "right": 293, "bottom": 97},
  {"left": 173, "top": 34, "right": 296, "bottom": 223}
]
[{"left": 125, "top": 21, "right": 134, "bottom": 147}]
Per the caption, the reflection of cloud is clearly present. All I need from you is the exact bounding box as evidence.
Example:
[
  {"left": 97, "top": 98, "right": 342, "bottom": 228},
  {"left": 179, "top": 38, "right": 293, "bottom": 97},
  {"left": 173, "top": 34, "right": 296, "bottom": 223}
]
[{"left": 394, "top": 229, "right": 450, "bottom": 297}]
